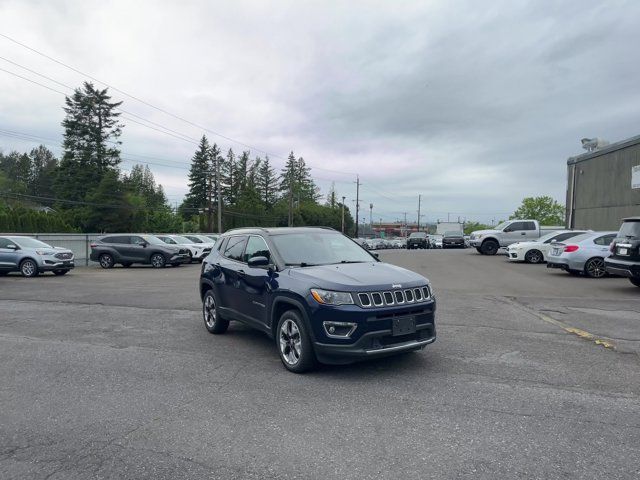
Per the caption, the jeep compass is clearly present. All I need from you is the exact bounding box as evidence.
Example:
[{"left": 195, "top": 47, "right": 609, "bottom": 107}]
[{"left": 199, "top": 227, "right": 436, "bottom": 372}]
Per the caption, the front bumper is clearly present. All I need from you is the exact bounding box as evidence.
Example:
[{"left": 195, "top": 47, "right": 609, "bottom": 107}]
[
  {"left": 38, "top": 259, "right": 75, "bottom": 271},
  {"left": 469, "top": 239, "right": 481, "bottom": 247},
  {"left": 506, "top": 248, "right": 525, "bottom": 261},
  {"left": 169, "top": 254, "right": 191, "bottom": 264},
  {"left": 308, "top": 299, "right": 437, "bottom": 365},
  {"left": 442, "top": 240, "right": 464, "bottom": 248},
  {"left": 605, "top": 258, "right": 640, "bottom": 278}
]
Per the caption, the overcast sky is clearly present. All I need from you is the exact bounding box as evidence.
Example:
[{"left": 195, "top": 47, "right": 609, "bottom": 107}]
[{"left": 1, "top": 0, "right": 639, "bottom": 224}]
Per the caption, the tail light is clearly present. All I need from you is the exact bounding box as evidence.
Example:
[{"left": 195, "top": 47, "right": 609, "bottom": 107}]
[{"left": 564, "top": 245, "right": 579, "bottom": 253}]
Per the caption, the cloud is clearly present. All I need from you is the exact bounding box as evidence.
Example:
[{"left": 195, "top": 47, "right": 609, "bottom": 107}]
[{"left": 1, "top": 0, "right": 639, "bottom": 223}]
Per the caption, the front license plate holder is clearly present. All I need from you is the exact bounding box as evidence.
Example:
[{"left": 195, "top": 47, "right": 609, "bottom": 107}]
[
  {"left": 392, "top": 317, "right": 416, "bottom": 336},
  {"left": 618, "top": 248, "right": 628, "bottom": 255}
]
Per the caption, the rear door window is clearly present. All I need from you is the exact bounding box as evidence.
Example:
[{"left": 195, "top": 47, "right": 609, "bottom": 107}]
[
  {"left": 223, "top": 236, "right": 247, "bottom": 261},
  {"left": 103, "top": 236, "right": 129, "bottom": 244},
  {"left": 594, "top": 235, "right": 616, "bottom": 246},
  {"left": 524, "top": 221, "right": 536, "bottom": 230}
]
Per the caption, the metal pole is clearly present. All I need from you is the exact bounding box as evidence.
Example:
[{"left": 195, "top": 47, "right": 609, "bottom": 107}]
[
  {"left": 355, "top": 176, "right": 360, "bottom": 237},
  {"left": 369, "top": 203, "right": 373, "bottom": 236},
  {"left": 341, "top": 196, "right": 346, "bottom": 233},
  {"left": 216, "top": 155, "right": 222, "bottom": 233},
  {"left": 417, "top": 194, "right": 421, "bottom": 231}
]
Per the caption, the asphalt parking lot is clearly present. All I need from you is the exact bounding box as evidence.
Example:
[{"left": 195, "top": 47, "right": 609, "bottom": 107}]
[{"left": 1, "top": 250, "right": 639, "bottom": 479}]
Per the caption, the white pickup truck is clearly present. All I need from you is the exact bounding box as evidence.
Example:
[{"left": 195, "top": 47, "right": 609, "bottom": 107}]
[{"left": 469, "top": 220, "right": 564, "bottom": 255}]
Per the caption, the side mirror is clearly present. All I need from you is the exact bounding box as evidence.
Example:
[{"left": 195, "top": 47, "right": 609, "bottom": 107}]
[
  {"left": 248, "top": 256, "right": 270, "bottom": 268},
  {"left": 141, "top": 242, "right": 148, "bottom": 248}
]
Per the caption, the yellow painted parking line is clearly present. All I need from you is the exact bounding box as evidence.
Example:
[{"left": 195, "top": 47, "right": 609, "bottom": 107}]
[{"left": 506, "top": 298, "right": 616, "bottom": 351}]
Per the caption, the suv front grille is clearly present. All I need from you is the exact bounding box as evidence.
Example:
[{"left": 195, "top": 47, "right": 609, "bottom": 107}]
[
  {"left": 357, "top": 286, "right": 431, "bottom": 308},
  {"left": 54, "top": 252, "right": 73, "bottom": 260}
]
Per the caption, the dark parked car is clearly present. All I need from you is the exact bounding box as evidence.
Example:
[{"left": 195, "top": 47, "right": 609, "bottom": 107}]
[
  {"left": 407, "top": 232, "right": 429, "bottom": 249},
  {"left": 605, "top": 217, "right": 640, "bottom": 288},
  {"left": 90, "top": 234, "right": 190, "bottom": 268},
  {"left": 199, "top": 227, "right": 436, "bottom": 372},
  {"left": 442, "top": 231, "right": 465, "bottom": 248}
]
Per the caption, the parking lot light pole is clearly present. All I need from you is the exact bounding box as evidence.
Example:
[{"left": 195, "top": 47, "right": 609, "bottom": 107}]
[{"left": 341, "top": 196, "right": 346, "bottom": 233}]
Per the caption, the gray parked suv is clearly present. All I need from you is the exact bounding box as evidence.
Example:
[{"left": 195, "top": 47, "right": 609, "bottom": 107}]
[
  {"left": 0, "top": 236, "right": 75, "bottom": 277},
  {"left": 90, "top": 234, "right": 190, "bottom": 268}
]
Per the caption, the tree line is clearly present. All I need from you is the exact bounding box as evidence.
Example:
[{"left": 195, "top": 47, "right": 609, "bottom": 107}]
[{"left": 0, "top": 81, "right": 354, "bottom": 234}]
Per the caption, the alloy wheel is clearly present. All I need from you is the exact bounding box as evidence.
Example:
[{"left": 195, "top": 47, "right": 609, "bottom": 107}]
[
  {"left": 151, "top": 254, "right": 165, "bottom": 268},
  {"left": 279, "top": 319, "right": 302, "bottom": 365},
  {"left": 204, "top": 294, "right": 216, "bottom": 328},
  {"left": 21, "top": 260, "right": 36, "bottom": 277},
  {"left": 586, "top": 258, "right": 606, "bottom": 278}
]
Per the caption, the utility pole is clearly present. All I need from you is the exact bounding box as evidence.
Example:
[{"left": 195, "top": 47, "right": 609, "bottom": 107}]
[
  {"left": 207, "top": 170, "right": 213, "bottom": 232},
  {"left": 403, "top": 212, "right": 407, "bottom": 237},
  {"left": 417, "top": 194, "right": 421, "bottom": 231},
  {"left": 354, "top": 175, "right": 360, "bottom": 237},
  {"left": 369, "top": 203, "right": 373, "bottom": 236},
  {"left": 341, "top": 196, "right": 346, "bottom": 233},
  {"left": 288, "top": 169, "right": 294, "bottom": 227},
  {"left": 215, "top": 154, "right": 222, "bottom": 233}
]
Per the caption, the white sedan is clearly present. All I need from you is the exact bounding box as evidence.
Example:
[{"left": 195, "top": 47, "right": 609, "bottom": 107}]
[{"left": 506, "top": 230, "right": 587, "bottom": 264}]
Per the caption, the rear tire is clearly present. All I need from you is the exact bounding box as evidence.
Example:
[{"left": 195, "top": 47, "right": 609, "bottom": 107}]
[
  {"left": 630, "top": 278, "right": 640, "bottom": 288},
  {"left": 584, "top": 257, "right": 606, "bottom": 278},
  {"left": 276, "top": 310, "right": 317, "bottom": 373},
  {"left": 480, "top": 240, "right": 499, "bottom": 256},
  {"left": 525, "top": 249, "right": 543, "bottom": 264},
  {"left": 99, "top": 253, "right": 114, "bottom": 269},
  {"left": 202, "top": 290, "right": 229, "bottom": 334},
  {"left": 150, "top": 253, "right": 166, "bottom": 268},
  {"left": 20, "top": 259, "right": 39, "bottom": 277}
]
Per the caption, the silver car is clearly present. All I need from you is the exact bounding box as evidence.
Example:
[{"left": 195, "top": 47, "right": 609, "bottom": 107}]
[
  {"left": 546, "top": 231, "right": 618, "bottom": 278},
  {"left": 0, "top": 236, "right": 75, "bottom": 277}
]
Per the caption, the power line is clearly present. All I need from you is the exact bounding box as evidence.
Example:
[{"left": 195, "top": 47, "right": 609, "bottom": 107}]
[{"left": 0, "top": 32, "right": 358, "bottom": 176}]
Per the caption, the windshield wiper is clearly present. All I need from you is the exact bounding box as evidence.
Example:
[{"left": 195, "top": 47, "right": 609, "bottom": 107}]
[
  {"left": 339, "top": 260, "right": 366, "bottom": 264},
  {"left": 285, "top": 262, "right": 319, "bottom": 267}
]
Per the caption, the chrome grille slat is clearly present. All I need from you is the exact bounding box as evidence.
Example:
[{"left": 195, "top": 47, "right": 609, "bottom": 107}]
[{"left": 357, "top": 286, "right": 431, "bottom": 307}]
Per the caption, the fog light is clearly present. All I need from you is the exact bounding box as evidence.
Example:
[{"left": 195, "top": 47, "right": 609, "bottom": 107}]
[{"left": 323, "top": 321, "right": 357, "bottom": 338}]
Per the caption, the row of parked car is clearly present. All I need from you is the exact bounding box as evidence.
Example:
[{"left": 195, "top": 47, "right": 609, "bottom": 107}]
[
  {"left": 470, "top": 217, "right": 640, "bottom": 287},
  {"left": 90, "top": 234, "right": 220, "bottom": 269},
  {"left": 356, "top": 232, "right": 470, "bottom": 251},
  {"left": 0, "top": 233, "right": 221, "bottom": 277}
]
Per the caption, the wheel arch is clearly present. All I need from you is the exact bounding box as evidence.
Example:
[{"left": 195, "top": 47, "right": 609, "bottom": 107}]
[{"left": 270, "top": 296, "right": 313, "bottom": 341}]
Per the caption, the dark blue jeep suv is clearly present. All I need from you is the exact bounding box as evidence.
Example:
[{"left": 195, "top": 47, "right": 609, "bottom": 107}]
[{"left": 199, "top": 227, "right": 436, "bottom": 372}]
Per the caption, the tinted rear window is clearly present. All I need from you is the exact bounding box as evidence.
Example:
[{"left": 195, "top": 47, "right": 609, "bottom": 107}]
[{"left": 619, "top": 221, "right": 640, "bottom": 238}]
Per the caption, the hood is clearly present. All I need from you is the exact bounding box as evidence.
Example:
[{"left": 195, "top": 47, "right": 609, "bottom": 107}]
[
  {"left": 287, "top": 261, "right": 428, "bottom": 291},
  {"left": 471, "top": 229, "right": 499, "bottom": 237}
]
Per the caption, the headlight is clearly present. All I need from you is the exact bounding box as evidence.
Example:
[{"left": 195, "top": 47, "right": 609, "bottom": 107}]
[
  {"left": 35, "top": 250, "right": 54, "bottom": 256},
  {"left": 310, "top": 289, "right": 354, "bottom": 305}
]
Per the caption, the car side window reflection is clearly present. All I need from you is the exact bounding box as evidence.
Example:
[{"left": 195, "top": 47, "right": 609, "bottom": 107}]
[
  {"left": 244, "top": 236, "right": 271, "bottom": 264},
  {"left": 0, "top": 238, "right": 14, "bottom": 249},
  {"left": 224, "top": 236, "right": 247, "bottom": 261}
]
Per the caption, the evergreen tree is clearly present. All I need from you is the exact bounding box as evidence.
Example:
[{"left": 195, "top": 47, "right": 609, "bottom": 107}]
[
  {"left": 56, "top": 82, "right": 123, "bottom": 202},
  {"left": 221, "top": 148, "right": 237, "bottom": 205},
  {"left": 257, "top": 155, "right": 278, "bottom": 209},
  {"left": 28, "top": 145, "right": 57, "bottom": 198},
  {"left": 325, "top": 182, "right": 338, "bottom": 208},
  {"left": 180, "top": 136, "right": 211, "bottom": 218}
]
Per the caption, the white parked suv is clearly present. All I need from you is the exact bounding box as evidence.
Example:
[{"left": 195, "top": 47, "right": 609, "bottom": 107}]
[
  {"left": 506, "top": 230, "right": 587, "bottom": 264},
  {"left": 156, "top": 234, "right": 212, "bottom": 263},
  {"left": 469, "top": 219, "right": 564, "bottom": 255}
]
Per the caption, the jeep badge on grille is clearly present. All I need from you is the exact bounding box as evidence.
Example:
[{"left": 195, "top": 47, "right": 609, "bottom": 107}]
[{"left": 392, "top": 284, "right": 402, "bottom": 288}]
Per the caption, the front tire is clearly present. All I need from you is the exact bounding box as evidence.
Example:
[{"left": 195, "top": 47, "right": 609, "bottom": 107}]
[
  {"left": 20, "top": 259, "right": 38, "bottom": 277},
  {"left": 150, "top": 253, "right": 166, "bottom": 268},
  {"left": 202, "top": 290, "right": 229, "bottom": 334},
  {"left": 525, "top": 249, "right": 543, "bottom": 264},
  {"left": 277, "top": 310, "right": 316, "bottom": 373},
  {"left": 584, "top": 257, "right": 606, "bottom": 278},
  {"left": 480, "top": 240, "right": 499, "bottom": 255}
]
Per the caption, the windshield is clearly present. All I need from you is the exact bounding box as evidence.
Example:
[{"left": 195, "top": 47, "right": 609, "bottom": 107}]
[
  {"left": 170, "top": 235, "right": 194, "bottom": 244},
  {"left": 619, "top": 221, "right": 640, "bottom": 238},
  {"left": 271, "top": 232, "right": 375, "bottom": 266},
  {"left": 409, "top": 232, "right": 426, "bottom": 238},
  {"left": 10, "top": 237, "right": 52, "bottom": 249},
  {"left": 494, "top": 222, "right": 509, "bottom": 230},
  {"left": 141, "top": 235, "right": 167, "bottom": 246},
  {"left": 444, "top": 231, "right": 462, "bottom": 236},
  {"left": 536, "top": 231, "right": 563, "bottom": 243},
  {"left": 185, "top": 235, "right": 203, "bottom": 243}
]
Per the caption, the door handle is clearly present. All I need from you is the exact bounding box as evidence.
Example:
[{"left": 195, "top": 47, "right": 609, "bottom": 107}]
[
  {"left": 237, "top": 269, "right": 246, "bottom": 276},
  {"left": 521, "top": 232, "right": 526, "bottom": 235}
]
